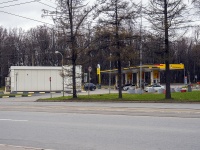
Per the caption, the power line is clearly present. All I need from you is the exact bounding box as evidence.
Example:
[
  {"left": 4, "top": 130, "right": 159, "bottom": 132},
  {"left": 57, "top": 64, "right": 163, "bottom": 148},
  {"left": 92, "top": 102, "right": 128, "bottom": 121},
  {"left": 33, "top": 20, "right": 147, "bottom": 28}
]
[
  {"left": 0, "top": 0, "right": 20, "bottom": 5},
  {"left": 37, "top": 1, "right": 56, "bottom": 9},
  {"left": 0, "top": 10, "right": 54, "bottom": 26},
  {"left": 0, "top": 0, "right": 56, "bottom": 10},
  {"left": 41, "top": 0, "right": 56, "bottom": 5},
  {"left": 0, "top": 0, "right": 56, "bottom": 28},
  {"left": 0, "top": 0, "right": 40, "bottom": 9}
]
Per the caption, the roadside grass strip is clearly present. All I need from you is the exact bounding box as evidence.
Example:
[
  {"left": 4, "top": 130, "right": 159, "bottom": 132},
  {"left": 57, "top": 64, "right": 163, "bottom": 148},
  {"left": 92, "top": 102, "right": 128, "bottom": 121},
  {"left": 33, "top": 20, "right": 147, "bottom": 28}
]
[{"left": 38, "top": 91, "right": 200, "bottom": 102}]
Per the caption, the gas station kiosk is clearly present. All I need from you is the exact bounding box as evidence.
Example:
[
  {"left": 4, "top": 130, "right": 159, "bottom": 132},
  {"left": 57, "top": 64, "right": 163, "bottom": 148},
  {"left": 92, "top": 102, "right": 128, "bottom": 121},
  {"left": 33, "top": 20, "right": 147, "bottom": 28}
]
[{"left": 98, "top": 64, "right": 184, "bottom": 87}]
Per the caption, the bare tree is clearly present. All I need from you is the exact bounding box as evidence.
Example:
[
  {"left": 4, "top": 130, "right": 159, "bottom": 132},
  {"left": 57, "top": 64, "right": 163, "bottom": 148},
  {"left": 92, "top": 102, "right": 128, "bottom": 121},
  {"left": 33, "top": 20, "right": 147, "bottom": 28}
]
[
  {"left": 145, "top": 0, "right": 187, "bottom": 99},
  {"left": 43, "top": 0, "right": 98, "bottom": 98},
  {"left": 0, "top": 27, "right": 8, "bottom": 86},
  {"left": 96, "top": 0, "right": 140, "bottom": 98}
]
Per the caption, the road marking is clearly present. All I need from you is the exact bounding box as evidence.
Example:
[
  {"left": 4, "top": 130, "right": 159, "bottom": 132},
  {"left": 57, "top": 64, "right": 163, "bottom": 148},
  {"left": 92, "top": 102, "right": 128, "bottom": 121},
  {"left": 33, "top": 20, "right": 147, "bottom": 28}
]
[
  {"left": 0, "top": 144, "right": 54, "bottom": 150},
  {"left": 0, "top": 119, "right": 28, "bottom": 122}
]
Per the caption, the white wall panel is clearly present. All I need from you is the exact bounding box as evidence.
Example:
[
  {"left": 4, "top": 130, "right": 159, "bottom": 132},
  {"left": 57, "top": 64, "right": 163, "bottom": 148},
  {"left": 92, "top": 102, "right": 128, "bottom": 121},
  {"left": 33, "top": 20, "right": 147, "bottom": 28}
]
[
  {"left": 9, "top": 66, "right": 81, "bottom": 92},
  {"left": 37, "top": 70, "right": 45, "bottom": 91}
]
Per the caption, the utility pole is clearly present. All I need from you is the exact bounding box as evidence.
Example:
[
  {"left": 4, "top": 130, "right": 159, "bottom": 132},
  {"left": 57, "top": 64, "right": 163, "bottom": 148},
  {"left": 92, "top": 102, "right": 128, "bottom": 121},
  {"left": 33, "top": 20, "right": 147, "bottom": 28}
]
[
  {"left": 55, "top": 51, "right": 64, "bottom": 97},
  {"left": 115, "top": 1, "right": 122, "bottom": 99},
  {"left": 139, "top": 0, "right": 143, "bottom": 92},
  {"left": 109, "top": 53, "right": 112, "bottom": 94}
]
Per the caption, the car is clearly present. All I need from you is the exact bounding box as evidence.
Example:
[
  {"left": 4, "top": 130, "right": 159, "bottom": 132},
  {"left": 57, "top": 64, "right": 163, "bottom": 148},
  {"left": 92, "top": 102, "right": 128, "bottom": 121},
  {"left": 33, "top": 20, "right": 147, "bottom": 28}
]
[
  {"left": 144, "top": 84, "right": 165, "bottom": 92},
  {"left": 122, "top": 83, "right": 136, "bottom": 91},
  {"left": 84, "top": 83, "right": 96, "bottom": 91}
]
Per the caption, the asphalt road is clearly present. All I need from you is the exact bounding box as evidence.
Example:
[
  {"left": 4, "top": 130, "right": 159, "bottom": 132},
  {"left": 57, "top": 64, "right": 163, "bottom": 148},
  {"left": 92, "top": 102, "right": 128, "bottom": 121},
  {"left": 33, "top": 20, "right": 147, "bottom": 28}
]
[
  {"left": 0, "top": 88, "right": 200, "bottom": 150},
  {"left": 1, "top": 110, "right": 200, "bottom": 150}
]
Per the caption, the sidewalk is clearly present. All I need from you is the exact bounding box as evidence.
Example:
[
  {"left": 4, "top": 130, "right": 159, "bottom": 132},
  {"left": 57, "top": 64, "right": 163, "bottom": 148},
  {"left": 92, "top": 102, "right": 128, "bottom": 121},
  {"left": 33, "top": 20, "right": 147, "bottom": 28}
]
[{"left": 0, "top": 144, "right": 51, "bottom": 150}]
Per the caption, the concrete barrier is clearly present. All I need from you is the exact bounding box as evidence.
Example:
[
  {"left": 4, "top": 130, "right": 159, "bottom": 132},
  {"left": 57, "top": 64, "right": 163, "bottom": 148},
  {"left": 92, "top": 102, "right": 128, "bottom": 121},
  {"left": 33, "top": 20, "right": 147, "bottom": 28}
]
[
  {"left": 171, "top": 88, "right": 175, "bottom": 93},
  {"left": 175, "top": 87, "right": 181, "bottom": 92},
  {"left": 127, "top": 89, "right": 135, "bottom": 94},
  {"left": 148, "top": 88, "right": 155, "bottom": 93},
  {"left": 157, "top": 88, "right": 164, "bottom": 94},
  {"left": 135, "top": 88, "right": 144, "bottom": 94}
]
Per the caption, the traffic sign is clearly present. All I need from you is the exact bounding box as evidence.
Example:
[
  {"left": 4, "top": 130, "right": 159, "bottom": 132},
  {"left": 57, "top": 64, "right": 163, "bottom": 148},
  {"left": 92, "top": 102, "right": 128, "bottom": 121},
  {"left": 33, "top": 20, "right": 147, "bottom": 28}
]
[{"left": 88, "top": 66, "right": 92, "bottom": 72}]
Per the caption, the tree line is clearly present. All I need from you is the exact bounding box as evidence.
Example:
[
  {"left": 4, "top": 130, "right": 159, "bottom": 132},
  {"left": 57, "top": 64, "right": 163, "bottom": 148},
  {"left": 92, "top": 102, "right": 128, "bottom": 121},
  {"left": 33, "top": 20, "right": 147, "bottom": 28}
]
[{"left": 0, "top": 0, "right": 200, "bottom": 99}]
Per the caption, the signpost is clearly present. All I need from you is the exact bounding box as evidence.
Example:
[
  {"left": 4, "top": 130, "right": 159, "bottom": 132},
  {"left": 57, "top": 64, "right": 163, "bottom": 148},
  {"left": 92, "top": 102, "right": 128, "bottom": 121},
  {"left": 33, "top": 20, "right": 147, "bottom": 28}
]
[
  {"left": 184, "top": 76, "right": 187, "bottom": 85},
  {"left": 84, "top": 73, "right": 88, "bottom": 83},
  {"left": 49, "top": 77, "right": 52, "bottom": 98},
  {"left": 195, "top": 75, "right": 197, "bottom": 83},
  {"left": 15, "top": 72, "right": 18, "bottom": 92},
  {"left": 88, "top": 66, "right": 92, "bottom": 96}
]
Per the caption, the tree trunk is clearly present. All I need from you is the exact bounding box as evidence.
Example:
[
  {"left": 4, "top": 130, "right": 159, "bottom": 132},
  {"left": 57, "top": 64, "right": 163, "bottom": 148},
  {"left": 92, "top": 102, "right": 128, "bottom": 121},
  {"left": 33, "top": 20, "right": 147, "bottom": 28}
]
[
  {"left": 164, "top": 0, "right": 171, "bottom": 99},
  {"left": 69, "top": 0, "right": 77, "bottom": 99},
  {"left": 115, "top": 0, "right": 122, "bottom": 99},
  {"left": 72, "top": 55, "right": 77, "bottom": 98}
]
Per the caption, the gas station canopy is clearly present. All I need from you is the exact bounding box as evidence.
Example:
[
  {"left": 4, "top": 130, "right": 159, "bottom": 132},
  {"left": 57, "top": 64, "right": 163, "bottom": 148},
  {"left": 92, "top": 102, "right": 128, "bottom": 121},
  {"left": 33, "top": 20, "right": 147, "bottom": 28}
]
[{"left": 100, "top": 64, "right": 184, "bottom": 74}]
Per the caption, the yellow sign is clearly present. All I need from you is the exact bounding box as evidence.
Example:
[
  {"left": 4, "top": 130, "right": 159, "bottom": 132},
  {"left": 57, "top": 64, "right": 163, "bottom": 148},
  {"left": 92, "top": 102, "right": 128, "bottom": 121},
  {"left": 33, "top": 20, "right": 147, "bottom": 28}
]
[
  {"left": 170, "top": 64, "right": 184, "bottom": 69},
  {"left": 157, "top": 64, "right": 184, "bottom": 70}
]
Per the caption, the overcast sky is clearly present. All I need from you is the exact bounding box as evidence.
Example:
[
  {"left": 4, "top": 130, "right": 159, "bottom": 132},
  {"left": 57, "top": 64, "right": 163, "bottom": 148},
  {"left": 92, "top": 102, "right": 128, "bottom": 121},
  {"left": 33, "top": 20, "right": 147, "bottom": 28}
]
[
  {"left": 0, "top": 0, "right": 55, "bottom": 30},
  {"left": 1, "top": 0, "right": 145, "bottom": 31},
  {"left": 0, "top": 0, "right": 197, "bottom": 33}
]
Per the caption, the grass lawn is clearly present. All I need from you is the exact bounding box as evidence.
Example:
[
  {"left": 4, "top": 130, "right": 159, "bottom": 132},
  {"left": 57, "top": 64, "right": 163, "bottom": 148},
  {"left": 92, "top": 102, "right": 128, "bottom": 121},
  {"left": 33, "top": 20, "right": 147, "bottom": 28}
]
[
  {"left": 37, "top": 90, "right": 200, "bottom": 103},
  {"left": 0, "top": 86, "right": 4, "bottom": 92}
]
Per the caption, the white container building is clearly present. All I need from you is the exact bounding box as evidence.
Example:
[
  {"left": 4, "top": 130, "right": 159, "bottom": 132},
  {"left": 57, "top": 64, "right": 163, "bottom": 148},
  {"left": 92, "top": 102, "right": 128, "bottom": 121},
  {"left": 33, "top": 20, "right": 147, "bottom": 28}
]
[{"left": 8, "top": 66, "right": 82, "bottom": 92}]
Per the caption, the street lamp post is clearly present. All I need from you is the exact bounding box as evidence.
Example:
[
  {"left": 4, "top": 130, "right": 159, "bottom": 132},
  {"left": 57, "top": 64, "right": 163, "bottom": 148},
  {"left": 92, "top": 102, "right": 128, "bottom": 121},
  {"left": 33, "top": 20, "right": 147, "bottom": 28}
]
[
  {"left": 180, "top": 63, "right": 186, "bottom": 84},
  {"left": 109, "top": 53, "right": 112, "bottom": 94},
  {"left": 184, "top": 66, "right": 186, "bottom": 84},
  {"left": 55, "top": 51, "right": 64, "bottom": 97}
]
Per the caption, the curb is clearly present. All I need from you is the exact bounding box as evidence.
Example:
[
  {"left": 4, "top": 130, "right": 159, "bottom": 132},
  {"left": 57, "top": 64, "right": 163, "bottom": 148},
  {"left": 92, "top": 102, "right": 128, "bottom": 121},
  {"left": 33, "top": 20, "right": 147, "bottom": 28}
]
[
  {"left": 10, "top": 91, "right": 62, "bottom": 94},
  {"left": 0, "top": 90, "right": 84, "bottom": 98},
  {"left": 0, "top": 95, "right": 32, "bottom": 98}
]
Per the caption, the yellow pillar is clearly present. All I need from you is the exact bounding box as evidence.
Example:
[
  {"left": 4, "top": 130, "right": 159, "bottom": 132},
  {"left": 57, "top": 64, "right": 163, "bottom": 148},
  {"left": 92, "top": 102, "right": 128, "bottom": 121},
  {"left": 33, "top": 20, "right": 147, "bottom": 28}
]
[{"left": 97, "top": 65, "right": 101, "bottom": 84}]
